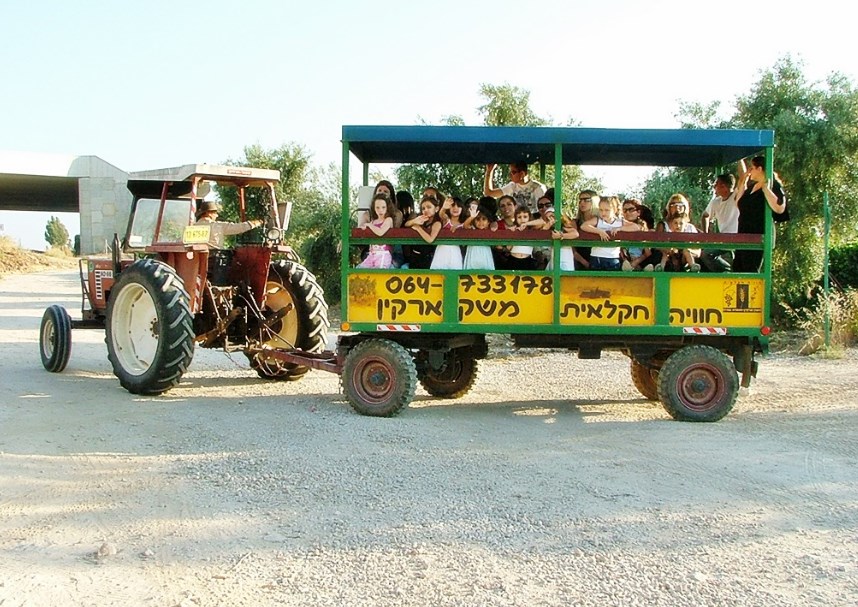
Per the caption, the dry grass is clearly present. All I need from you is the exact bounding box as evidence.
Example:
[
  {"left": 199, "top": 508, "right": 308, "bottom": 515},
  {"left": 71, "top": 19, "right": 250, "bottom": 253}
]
[
  {"left": 0, "top": 236, "right": 78, "bottom": 276},
  {"left": 784, "top": 289, "right": 858, "bottom": 357},
  {"left": 43, "top": 245, "right": 74, "bottom": 258},
  {"left": 768, "top": 329, "right": 810, "bottom": 354}
]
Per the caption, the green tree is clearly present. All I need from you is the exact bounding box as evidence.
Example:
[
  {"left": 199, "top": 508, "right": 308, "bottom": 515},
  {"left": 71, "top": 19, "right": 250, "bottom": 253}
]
[
  {"left": 290, "top": 161, "right": 357, "bottom": 302},
  {"left": 731, "top": 57, "right": 858, "bottom": 307},
  {"left": 217, "top": 143, "right": 312, "bottom": 225},
  {"left": 44, "top": 216, "right": 70, "bottom": 249},
  {"left": 395, "top": 115, "right": 485, "bottom": 200},
  {"left": 477, "top": 84, "right": 549, "bottom": 127},
  {"left": 218, "top": 144, "right": 351, "bottom": 301},
  {"left": 641, "top": 100, "right": 741, "bottom": 220},
  {"left": 640, "top": 167, "right": 713, "bottom": 222},
  {"left": 396, "top": 84, "right": 597, "bottom": 210},
  {"left": 645, "top": 56, "right": 858, "bottom": 314}
]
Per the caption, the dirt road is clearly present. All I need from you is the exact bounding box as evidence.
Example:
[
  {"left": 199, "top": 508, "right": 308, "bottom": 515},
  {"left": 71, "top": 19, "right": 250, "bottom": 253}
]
[{"left": 1, "top": 270, "right": 857, "bottom": 606}]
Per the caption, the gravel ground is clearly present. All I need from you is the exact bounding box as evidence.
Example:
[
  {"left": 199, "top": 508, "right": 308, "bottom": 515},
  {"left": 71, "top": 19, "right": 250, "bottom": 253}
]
[{"left": 1, "top": 270, "right": 857, "bottom": 606}]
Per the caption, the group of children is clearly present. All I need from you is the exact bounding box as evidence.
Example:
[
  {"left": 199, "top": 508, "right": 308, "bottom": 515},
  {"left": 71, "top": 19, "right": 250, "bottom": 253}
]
[
  {"left": 358, "top": 190, "right": 505, "bottom": 270},
  {"left": 626, "top": 194, "right": 703, "bottom": 273},
  {"left": 356, "top": 182, "right": 705, "bottom": 273}
]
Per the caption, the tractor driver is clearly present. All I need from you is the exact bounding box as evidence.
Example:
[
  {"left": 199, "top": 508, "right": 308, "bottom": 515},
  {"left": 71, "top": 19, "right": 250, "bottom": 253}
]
[{"left": 195, "top": 200, "right": 263, "bottom": 248}]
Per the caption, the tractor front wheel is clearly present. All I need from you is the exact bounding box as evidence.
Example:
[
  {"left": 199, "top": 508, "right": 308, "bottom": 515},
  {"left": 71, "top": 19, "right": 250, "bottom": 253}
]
[
  {"left": 39, "top": 305, "right": 72, "bottom": 372},
  {"left": 105, "top": 259, "right": 195, "bottom": 395}
]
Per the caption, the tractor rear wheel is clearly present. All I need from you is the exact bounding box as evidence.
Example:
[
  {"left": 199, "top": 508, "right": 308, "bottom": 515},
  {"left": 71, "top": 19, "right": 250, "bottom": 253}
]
[
  {"left": 40, "top": 305, "right": 72, "bottom": 372},
  {"left": 105, "top": 259, "right": 195, "bottom": 395},
  {"left": 246, "top": 260, "right": 329, "bottom": 380}
]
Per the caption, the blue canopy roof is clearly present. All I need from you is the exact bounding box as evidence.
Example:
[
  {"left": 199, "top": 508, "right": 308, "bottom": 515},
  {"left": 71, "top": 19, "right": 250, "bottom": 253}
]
[{"left": 342, "top": 125, "right": 774, "bottom": 168}]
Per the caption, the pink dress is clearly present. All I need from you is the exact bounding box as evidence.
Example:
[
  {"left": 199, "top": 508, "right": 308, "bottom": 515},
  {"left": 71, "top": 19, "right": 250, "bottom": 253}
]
[{"left": 357, "top": 220, "right": 393, "bottom": 268}]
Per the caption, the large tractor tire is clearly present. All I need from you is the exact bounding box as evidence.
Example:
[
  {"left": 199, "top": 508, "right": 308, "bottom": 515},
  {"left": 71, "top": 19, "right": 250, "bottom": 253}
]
[
  {"left": 657, "top": 345, "right": 739, "bottom": 422},
  {"left": 418, "top": 354, "right": 478, "bottom": 399},
  {"left": 105, "top": 259, "right": 195, "bottom": 395},
  {"left": 246, "top": 260, "right": 329, "bottom": 381},
  {"left": 39, "top": 305, "right": 72, "bottom": 373},
  {"left": 630, "top": 358, "right": 659, "bottom": 401},
  {"left": 342, "top": 339, "right": 417, "bottom": 417}
]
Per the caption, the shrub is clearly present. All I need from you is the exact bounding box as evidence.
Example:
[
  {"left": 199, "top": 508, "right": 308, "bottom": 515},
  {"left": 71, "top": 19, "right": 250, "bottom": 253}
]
[
  {"left": 785, "top": 288, "right": 858, "bottom": 354},
  {"left": 44, "top": 216, "right": 70, "bottom": 249},
  {"left": 829, "top": 242, "right": 858, "bottom": 289},
  {"left": 294, "top": 197, "right": 344, "bottom": 302}
]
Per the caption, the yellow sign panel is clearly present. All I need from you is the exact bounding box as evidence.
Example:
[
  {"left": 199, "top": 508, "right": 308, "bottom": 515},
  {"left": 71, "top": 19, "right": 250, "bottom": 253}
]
[
  {"left": 348, "top": 273, "right": 444, "bottom": 323},
  {"left": 457, "top": 274, "right": 554, "bottom": 324},
  {"left": 559, "top": 276, "right": 655, "bottom": 326},
  {"left": 183, "top": 225, "right": 211, "bottom": 244},
  {"left": 670, "top": 277, "right": 764, "bottom": 327}
]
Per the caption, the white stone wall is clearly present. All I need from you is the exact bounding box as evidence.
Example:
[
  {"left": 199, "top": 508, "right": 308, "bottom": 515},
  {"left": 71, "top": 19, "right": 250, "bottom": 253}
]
[{"left": 69, "top": 156, "right": 130, "bottom": 255}]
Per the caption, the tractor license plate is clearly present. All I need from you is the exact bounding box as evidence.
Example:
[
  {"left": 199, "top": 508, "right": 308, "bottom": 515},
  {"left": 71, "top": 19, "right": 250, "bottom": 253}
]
[{"left": 183, "top": 225, "right": 211, "bottom": 244}]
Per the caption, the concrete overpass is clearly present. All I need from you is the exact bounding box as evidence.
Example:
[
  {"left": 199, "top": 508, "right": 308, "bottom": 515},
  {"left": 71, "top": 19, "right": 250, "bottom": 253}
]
[{"left": 0, "top": 151, "right": 131, "bottom": 255}]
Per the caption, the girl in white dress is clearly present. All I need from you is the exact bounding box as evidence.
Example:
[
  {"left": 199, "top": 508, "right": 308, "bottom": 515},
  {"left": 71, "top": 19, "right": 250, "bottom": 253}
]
[
  {"left": 430, "top": 196, "right": 465, "bottom": 270},
  {"left": 463, "top": 205, "right": 496, "bottom": 270},
  {"left": 549, "top": 213, "right": 579, "bottom": 271}
]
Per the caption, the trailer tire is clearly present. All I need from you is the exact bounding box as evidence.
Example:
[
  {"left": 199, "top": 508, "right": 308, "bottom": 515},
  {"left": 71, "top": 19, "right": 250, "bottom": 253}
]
[
  {"left": 418, "top": 355, "right": 478, "bottom": 399},
  {"left": 246, "top": 260, "right": 329, "bottom": 381},
  {"left": 40, "top": 305, "right": 72, "bottom": 373},
  {"left": 658, "top": 345, "right": 738, "bottom": 422},
  {"left": 630, "top": 358, "right": 659, "bottom": 400},
  {"left": 106, "top": 259, "right": 195, "bottom": 395},
  {"left": 343, "top": 339, "right": 416, "bottom": 417}
]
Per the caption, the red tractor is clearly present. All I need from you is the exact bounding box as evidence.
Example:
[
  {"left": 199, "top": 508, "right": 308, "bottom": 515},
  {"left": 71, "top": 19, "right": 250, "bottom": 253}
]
[{"left": 39, "top": 164, "right": 330, "bottom": 394}]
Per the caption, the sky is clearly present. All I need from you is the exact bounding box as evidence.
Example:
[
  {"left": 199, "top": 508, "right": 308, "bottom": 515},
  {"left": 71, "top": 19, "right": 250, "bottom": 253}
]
[{"left": 2, "top": 0, "right": 857, "bottom": 250}]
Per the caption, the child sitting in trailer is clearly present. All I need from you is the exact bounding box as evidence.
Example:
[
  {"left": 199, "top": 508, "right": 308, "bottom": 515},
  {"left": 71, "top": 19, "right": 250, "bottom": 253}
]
[
  {"left": 430, "top": 196, "right": 465, "bottom": 270},
  {"left": 620, "top": 199, "right": 653, "bottom": 271},
  {"left": 656, "top": 211, "right": 702, "bottom": 272},
  {"left": 462, "top": 204, "right": 497, "bottom": 270},
  {"left": 406, "top": 195, "right": 443, "bottom": 269},
  {"left": 506, "top": 205, "right": 538, "bottom": 270},
  {"left": 579, "top": 195, "right": 640, "bottom": 271},
  {"left": 356, "top": 193, "right": 395, "bottom": 269},
  {"left": 549, "top": 213, "right": 580, "bottom": 271}
]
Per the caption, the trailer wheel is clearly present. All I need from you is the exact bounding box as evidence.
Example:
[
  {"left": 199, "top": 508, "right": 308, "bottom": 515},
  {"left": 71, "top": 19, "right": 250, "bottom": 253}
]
[
  {"left": 40, "top": 305, "right": 72, "bottom": 372},
  {"left": 629, "top": 358, "right": 659, "bottom": 400},
  {"left": 418, "top": 354, "right": 478, "bottom": 399},
  {"left": 343, "top": 339, "right": 416, "bottom": 417},
  {"left": 246, "top": 260, "right": 329, "bottom": 381},
  {"left": 658, "top": 345, "right": 738, "bottom": 422},
  {"left": 106, "top": 259, "right": 195, "bottom": 395}
]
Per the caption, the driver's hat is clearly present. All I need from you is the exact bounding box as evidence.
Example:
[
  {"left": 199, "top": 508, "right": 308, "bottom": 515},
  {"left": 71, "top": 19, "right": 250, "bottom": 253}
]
[{"left": 196, "top": 200, "right": 221, "bottom": 218}]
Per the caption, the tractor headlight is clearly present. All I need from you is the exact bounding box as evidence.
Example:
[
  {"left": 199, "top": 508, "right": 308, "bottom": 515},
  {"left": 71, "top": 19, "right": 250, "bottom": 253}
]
[{"left": 265, "top": 226, "right": 283, "bottom": 242}]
